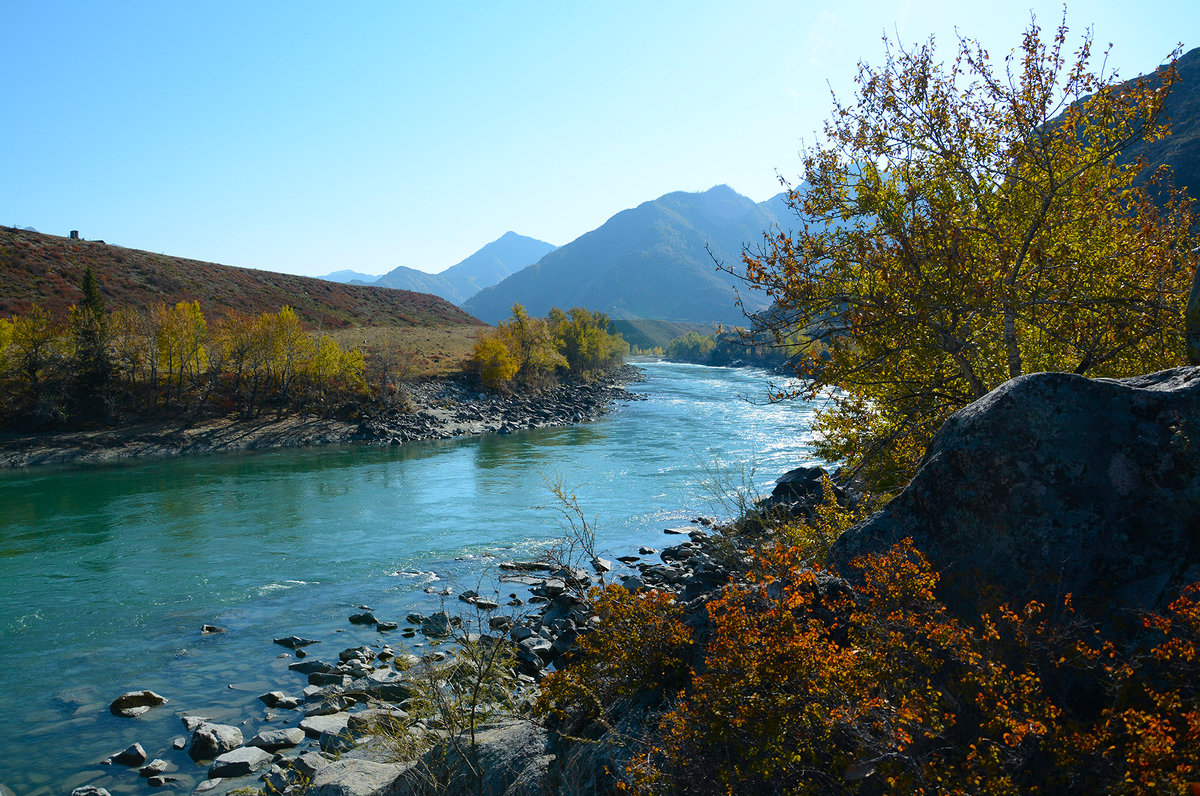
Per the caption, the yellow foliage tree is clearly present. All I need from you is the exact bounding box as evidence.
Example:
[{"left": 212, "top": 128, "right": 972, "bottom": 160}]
[{"left": 741, "top": 16, "right": 1196, "bottom": 493}]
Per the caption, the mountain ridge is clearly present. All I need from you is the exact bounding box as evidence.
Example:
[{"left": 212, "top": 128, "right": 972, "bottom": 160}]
[
  {"left": 371, "top": 231, "right": 556, "bottom": 305},
  {"left": 463, "top": 185, "right": 791, "bottom": 326}
]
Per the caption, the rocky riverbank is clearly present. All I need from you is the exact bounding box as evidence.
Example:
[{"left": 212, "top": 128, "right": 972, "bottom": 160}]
[
  {"left": 0, "top": 365, "right": 643, "bottom": 469},
  {"left": 64, "top": 507, "right": 744, "bottom": 796}
]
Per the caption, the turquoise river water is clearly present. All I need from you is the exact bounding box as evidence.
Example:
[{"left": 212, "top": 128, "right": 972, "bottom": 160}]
[{"left": 0, "top": 361, "right": 824, "bottom": 795}]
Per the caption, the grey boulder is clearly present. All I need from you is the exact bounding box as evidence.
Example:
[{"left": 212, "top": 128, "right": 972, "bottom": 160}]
[{"left": 109, "top": 690, "right": 168, "bottom": 718}]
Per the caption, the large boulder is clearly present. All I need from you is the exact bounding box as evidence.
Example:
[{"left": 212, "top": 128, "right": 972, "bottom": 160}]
[
  {"left": 397, "top": 720, "right": 550, "bottom": 796},
  {"left": 830, "top": 367, "right": 1200, "bottom": 621},
  {"left": 309, "top": 759, "right": 411, "bottom": 796}
]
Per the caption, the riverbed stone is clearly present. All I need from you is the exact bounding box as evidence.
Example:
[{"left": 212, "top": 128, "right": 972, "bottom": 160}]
[
  {"left": 189, "top": 722, "right": 243, "bottom": 761},
  {"left": 248, "top": 727, "right": 306, "bottom": 751},
  {"left": 300, "top": 712, "right": 350, "bottom": 738},
  {"left": 210, "top": 745, "right": 273, "bottom": 778},
  {"left": 109, "top": 690, "right": 168, "bottom": 718},
  {"left": 274, "top": 636, "right": 320, "bottom": 649},
  {"left": 71, "top": 788, "right": 111, "bottom": 796},
  {"left": 289, "top": 659, "right": 338, "bottom": 675},
  {"left": 139, "top": 758, "right": 169, "bottom": 777},
  {"left": 420, "top": 611, "right": 453, "bottom": 637},
  {"left": 181, "top": 714, "right": 211, "bottom": 731},
  {"left": 294, "top": 751, "right": 329, "bottom": 778},
  {"left": 113, "top": 742, "right": 147, "bottom": 766}
]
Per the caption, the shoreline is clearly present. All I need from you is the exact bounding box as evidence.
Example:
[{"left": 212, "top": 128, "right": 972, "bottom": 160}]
[{"left": 0, "top": 364, "right": 644, "bottom": 470}]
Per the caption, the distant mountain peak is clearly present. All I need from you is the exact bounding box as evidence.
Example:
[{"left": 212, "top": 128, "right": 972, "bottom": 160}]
[{"left": 371, "top": 231, "right": 556, "bottom": 305}]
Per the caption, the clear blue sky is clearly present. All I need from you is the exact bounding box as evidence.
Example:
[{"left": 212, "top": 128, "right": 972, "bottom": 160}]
[{"left": 2, "top": 2, "right": 1194, "bottom": 277}]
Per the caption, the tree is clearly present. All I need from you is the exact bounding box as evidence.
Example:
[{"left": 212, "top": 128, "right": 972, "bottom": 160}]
[
  {"left": 740, "top": 16, "right": 1196, "bottom": 493},
  {"left": 69, "top": 266, "right": 113, "bottom": 418},
  {"left": 156, "top": 300, "right": 209, "bottom": 406}
]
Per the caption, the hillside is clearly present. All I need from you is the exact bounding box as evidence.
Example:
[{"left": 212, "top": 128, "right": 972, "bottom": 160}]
[
  {"left": 608, "top": 318, "right": 718, "bottom": 351},
  {"left": 373, "top": 231, "right": 556, "bottom": 305},
  {"left": 463, "top": 186, "right": 791, "bottom": 326},
  {"left": 1119, "top": 45, "right": 1200, "bottom": 215},
  {"left": 0, "top": 226, "right": 482, "bottom": 331}
]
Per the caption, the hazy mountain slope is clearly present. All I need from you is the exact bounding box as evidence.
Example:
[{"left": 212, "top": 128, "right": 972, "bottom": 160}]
[
  {"left": 318, "top": 268, "right": 382, "bottom": 284},
  {"left": 0, "top": 227, "right": 482, "bottom": 330},
  {"left": 463, "top": 186, "right": 789, "bottom": 325},
  {"left": 374, "top": 231, "right": 555, "bottom": 304}
]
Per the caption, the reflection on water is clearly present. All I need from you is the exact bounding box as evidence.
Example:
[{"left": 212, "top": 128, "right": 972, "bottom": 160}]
[{"left": 0, "top": 361, "right": 824, "bottom": 795}]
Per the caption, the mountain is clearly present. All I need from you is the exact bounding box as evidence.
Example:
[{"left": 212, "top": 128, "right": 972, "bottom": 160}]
[
  {"left": 463, "top": 186, "right": 792, "bottom": 326},
  {"left": 373, "top": 231, "right": 556, "bottom": 305},
  {"left": 318, "top": 268, "right": 381, "bottom": 284},
  {"left": 0, "top": 226, "right": 481, "bottom": 331},
  {"left": 1117, "top": 46, "right": 1200, "bottom": 220}
]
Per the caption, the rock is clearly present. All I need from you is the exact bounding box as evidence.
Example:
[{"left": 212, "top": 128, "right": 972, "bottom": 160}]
[
  {"left": 498, "top": 561, "right": 553, "bottom": 572},
  {"left": 294, "top": 751, "right": 330, "bottom": 778},
  {"left": 405, "top": 612, "right": 425, "bottom": 624},
  {"left": 274, "top": 635, "right": 320, "bottom": 649},
  {"left": 349, "top": 669, "right": 415, "bottom": 702},
  {"left": 348, "top": 612, "right": 378, "bottom": 625},
  {"left": 308, "top": 759, "right": 411, "bottom": 796},
  {"left": 376, "top": 620, "right": 399, "bottom": 631},
  {"left": 139, "top": 758, "right": 169, "bottom": 777},
  {"left": 172, "top": 736, "right": 187, "bottom": 750},
  {"left": 275, "top": 695, "right": 302, "bottom": 709},
  {"left": 146, "top": 776, "right": 176, "bottom": 788},
  {"left": 418, "top": 720, "right": 549, "bottom": 796},
  {"left": 339, "top": 646, "right": 374, "bottom": 663},
  {"left": 621, "top": 575, "right": 645, "bottom": 593},
  {"left": 300, "top": 712, "right": 350, "bottom": 739},
  {"left": 616, "top": 555, "right": 641, "bottom": 564},
  {"left": 189, "top": 722, "right": 244, "bottom": 761},
  {"left": 193, "top": 779, "right": 223, "bottom": 793},
  {"left": 113, "top": 742, "right": 147, "bottom": 766},
  {"left": 200, "top": 624, "right": 226, "bottom": 634},
  {"left": 309, "top": 671, "right": 351, "bottom": 687},
  {"left": 248, "top": 727, "right": 306, "bottom": 751},
  {"left": 591, "top": 557, "right": 613, "bottom": 573},
  {"left": 473, "top": 598, "right": 500, "bottom": 610},
  {"left": 531, "top": 578, "right": 566, "bottom": 598},
  {"left": 421, "top": 611, "right": 453, "bottom": 637},
  {"left": 488, "top": 615, "right": 514, "bottom": 631},
  {"left": 831, "top": 367, "right": 1200, "bottom": 623},
  {"left": 771, "top": 465, "right": 842, "bottom": 503},
  {"left": 181, "top": 714, "right": 211, "bottom": 731},
  {"left": 259, "top": 690, "right": 288, "bottom": 707},
  {"left": 347, "top": 708, "right": 409, "bottom": 733},
  {"left": 209, "top": 745, "right": 273, "bottom": 777},
  {"left": 664, "top": 526, "right": 691, "bottom": 535},
  {"left": 71, "top": 788, "right": 111, "bottom": 796},
  {"left": 289, "top": 659, "right": 339, "bottom": 675},
  {"left": 109, "top": 690, "right": 168, "bottom": 718},
  {"left": 305, "top": 696, "right": 356, "bottom": 716}
]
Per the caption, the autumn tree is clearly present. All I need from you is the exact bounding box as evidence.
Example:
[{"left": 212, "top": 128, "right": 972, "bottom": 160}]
[
  {"left": 156, "top": 300, "right": 209, "bottom": 406},
  {"left": 741, "top": 16, "right": 1196, "bottom": 492}
]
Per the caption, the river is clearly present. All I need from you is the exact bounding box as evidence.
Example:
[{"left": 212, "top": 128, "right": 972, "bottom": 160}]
[{"left": 0, "top": 360, "right": 824, "bottom": 794}]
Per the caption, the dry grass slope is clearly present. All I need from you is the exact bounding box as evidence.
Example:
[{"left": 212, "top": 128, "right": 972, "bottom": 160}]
[{"left": 0, "top": 227, "right": 485, "bottom": 332}]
